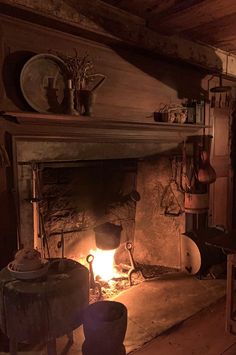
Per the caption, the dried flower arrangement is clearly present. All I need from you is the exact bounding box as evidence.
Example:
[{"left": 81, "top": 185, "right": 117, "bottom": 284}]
[
  {"left": 58, "top": 49, "right": 94, "bottom": 90},
  {"left": 54, "top": 48, "right": 106, "bottom": 115}
]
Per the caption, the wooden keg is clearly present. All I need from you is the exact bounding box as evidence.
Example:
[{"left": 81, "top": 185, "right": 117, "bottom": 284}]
[{"left": 184, "top": 193, "right": 209, "bottom": 214}]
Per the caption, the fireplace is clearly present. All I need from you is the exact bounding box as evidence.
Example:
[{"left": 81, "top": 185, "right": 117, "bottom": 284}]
[
  {"left": 2, "top": 112, "right": 229, "bottom": 355},
  {"left": 36, "top": 158, "right": 140, "bottom": 295},
  {"left": 1, "top": 107, "right": 216, "bottom": 304},
  {"left": 9, "top": 117, "right": 192, "bottom": 298}
]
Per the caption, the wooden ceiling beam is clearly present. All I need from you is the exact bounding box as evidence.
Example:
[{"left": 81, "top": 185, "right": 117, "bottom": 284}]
[
  {"left": 146, "top": 0, "right": 203, "bottom": 18},
  {"left": 184, "top": 13, "right": 236, "bottom": 49},
  {"left": 66, "top": 0, "right": 236, "bottom": 78},
  {"left": 103, "top": 0, "right": 177, "bottom": 18},
  {"left": 148, "top": 0, "right": 236, "bottom": 35},
  {"left": 2, "top": 0, "right": 236, "bottom": 78},
  {"left": 67, "top": 0, "right": 145, "bottom": 26}
]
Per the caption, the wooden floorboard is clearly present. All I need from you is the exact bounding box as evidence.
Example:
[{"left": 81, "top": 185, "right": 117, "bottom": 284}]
[{"left": 133, "top": 297, "right": 236, "bottom": 355}]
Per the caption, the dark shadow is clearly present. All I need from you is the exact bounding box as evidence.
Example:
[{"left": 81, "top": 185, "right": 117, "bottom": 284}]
[
  {"left": 2, "top": 51, "right": 68, "bottom": 113},
  {"left": 44, "top": 77, "right": 64, "bottom": 114},
  {"left": 0, "top": 330, "right": 9, "bottom": 352},
  {"left": 110, "top": 44, "right": 212, "bottom": 101},
  {"left": 230, "top": 107, "right": 236, "bottom": 228},
  {"left": 230, "top": 106, "right": 236, "bottom": 170},
  {"left": 2, "top": 50, "right": 35, "bottom": 111}
]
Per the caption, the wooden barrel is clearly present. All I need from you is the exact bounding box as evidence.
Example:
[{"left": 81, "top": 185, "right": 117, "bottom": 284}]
[
  {"left": 0, "top": 259, "right": 89, "bottom": 343},
  {"left": 184, "top": 193, "right": 209, "bottom": 214}
]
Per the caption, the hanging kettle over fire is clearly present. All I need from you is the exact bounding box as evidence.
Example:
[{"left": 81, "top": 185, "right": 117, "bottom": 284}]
[{"left": 93, "top": 222, "right": 123, "bottom": 250}]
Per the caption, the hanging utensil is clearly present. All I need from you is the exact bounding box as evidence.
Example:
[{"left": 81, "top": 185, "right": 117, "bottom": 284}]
[
  {"left": 210, "top": 74, "right": 231, "bottom": 108},
  {"left": 211, "top": 93, "right": 216, "bottom": 108},
  {"left": 219, "top": 93, "right": 222, "bottom": 108},
  {"left": 181, "top": 141, "right": 191, "bottom": 192}
]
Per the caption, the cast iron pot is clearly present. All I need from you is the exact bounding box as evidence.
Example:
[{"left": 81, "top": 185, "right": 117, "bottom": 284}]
[{"left": 93, "top": 222, "right": 123, "bottom": 250}]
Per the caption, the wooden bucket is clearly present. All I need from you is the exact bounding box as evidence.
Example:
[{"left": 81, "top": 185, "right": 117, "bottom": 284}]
[{"left": 83, "top": 301, "right": 127, "bottom": 355}]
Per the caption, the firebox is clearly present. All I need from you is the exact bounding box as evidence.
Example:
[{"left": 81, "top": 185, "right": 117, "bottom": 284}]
[{"left": 38, "top": 159, "right": 138, "bottom": 272}]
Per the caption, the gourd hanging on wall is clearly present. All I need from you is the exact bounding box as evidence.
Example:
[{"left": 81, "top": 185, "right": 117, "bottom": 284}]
[{"left": 197, "top": 149, "right": 216, "bottom": 185}]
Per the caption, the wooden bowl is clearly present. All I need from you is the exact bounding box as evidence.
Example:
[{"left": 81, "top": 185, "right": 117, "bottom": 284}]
[{"left": 7, "top": 259, "right": 49, "bottom": 280}]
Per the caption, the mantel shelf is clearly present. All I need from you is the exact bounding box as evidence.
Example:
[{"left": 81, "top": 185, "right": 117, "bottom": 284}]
[
  {"left": 0, "top": 111, "right": 211, "bottom": 145},
  {"left": 1, "top": 111, "right": 210, "bottom": 129}
]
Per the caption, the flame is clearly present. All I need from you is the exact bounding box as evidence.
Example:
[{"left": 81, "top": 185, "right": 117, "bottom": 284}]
[{"left": 90, "top": 248, "right": 118, "bottom": 281}]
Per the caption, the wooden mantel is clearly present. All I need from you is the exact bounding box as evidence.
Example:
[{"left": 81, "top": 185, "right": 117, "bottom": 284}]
[{"left": 0, "top": 111, "right": 209, "bottom": 145}]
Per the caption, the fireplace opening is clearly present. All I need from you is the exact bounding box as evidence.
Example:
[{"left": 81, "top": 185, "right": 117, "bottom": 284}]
[
  {"left": 36, "top": 159, "right": 137, "bottom": 299},
  {"left": 29, "top": 157, "right": 177, "bottom": 301},
  {"left": 39, "top": 159, "right": 137, "bottom": 257}
]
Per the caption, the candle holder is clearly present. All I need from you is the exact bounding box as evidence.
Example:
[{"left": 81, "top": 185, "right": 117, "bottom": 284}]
[
  {"left": 64, "top": 79, "right": 79, "bottom": 116},
  {"left": 79, "top": 90, "right": 95, "bottom": 116}
]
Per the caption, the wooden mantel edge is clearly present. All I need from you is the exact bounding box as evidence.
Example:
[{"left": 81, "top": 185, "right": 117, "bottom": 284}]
[{"left": 0, "top": 111, "right": 210, "bottom": 131}]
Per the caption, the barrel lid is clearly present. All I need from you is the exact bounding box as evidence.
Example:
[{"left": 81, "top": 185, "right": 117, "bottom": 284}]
[{"left": 181, "top": 234, "right": 201, "bottom": 275}]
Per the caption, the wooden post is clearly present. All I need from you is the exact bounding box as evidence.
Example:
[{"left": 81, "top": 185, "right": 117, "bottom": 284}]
[
  {"left": 9, "top": 339, "right": 18, "bottom": 355},
  {"left": 46, "top": 338, "right": 57, "bottom": 355},
  {"left": 226, "top": 254, "right": 236, "bottom": 333}
]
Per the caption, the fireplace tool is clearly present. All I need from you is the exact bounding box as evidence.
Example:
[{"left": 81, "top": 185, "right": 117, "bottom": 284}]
[
  {"left": 86, "top": 254, "right": 102, "bottom": 299},
  {"left": 125, "top": 241, "right": 145, "bottom": 286}
]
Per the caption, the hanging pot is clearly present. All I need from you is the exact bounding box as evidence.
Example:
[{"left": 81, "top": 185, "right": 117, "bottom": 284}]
[
  {"left": 210, "top": 75, "right": 231, "bottom": 108},
  {"left": 93, "top": 222, "right": 123, "bottom": 250}
]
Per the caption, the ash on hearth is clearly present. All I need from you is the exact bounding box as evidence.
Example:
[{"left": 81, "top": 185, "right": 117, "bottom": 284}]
[{"left": 89, "top": 264, "right": 178, "bottom": 302}]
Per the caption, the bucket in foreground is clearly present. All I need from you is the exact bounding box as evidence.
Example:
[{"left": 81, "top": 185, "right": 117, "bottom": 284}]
[{"left": 82, "top": 300, "right": 127, "bottom": 355}]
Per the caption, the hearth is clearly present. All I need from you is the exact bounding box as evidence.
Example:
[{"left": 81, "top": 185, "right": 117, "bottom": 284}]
[{"left": 85, "top": 240, "right": 177, "bottom": 302}]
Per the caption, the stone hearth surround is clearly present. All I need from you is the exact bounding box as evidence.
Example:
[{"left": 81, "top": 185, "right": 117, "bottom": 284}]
[{"left": 13, "top": 131, "right": 185, "bottom": 269}]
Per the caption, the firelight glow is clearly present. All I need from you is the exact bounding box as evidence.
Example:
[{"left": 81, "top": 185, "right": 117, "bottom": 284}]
[{"left": 90, "top": 248, "right": 118, "bottom": 281}]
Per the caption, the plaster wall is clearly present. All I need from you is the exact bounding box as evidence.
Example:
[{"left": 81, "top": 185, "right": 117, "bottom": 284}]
[{"left": 134, "top": 157, "right": 185, "bottom": 268}]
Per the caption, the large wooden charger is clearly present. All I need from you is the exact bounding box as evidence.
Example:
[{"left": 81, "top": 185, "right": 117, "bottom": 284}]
[{"left": 20, "top": 53, "right": 67, "bottom": 114}]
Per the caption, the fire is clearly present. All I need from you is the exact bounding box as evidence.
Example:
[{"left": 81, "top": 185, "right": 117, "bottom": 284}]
[{"left": 89, "top": 248, "right": 118, "bottom": 281}]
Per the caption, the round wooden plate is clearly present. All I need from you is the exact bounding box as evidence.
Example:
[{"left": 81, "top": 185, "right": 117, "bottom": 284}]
[{"left": 20, "top": 53, "right": 67, "bottom": 114}]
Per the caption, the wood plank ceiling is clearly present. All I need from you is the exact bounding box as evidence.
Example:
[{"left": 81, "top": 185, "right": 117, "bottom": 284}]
[{"left": 102, "top": 0, "right": 236, "bottom": 54}]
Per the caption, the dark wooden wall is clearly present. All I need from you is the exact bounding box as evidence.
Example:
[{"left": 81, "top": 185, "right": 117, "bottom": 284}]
[{"left": 0, "top": 14, "right": 207, "bottom": 120}]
